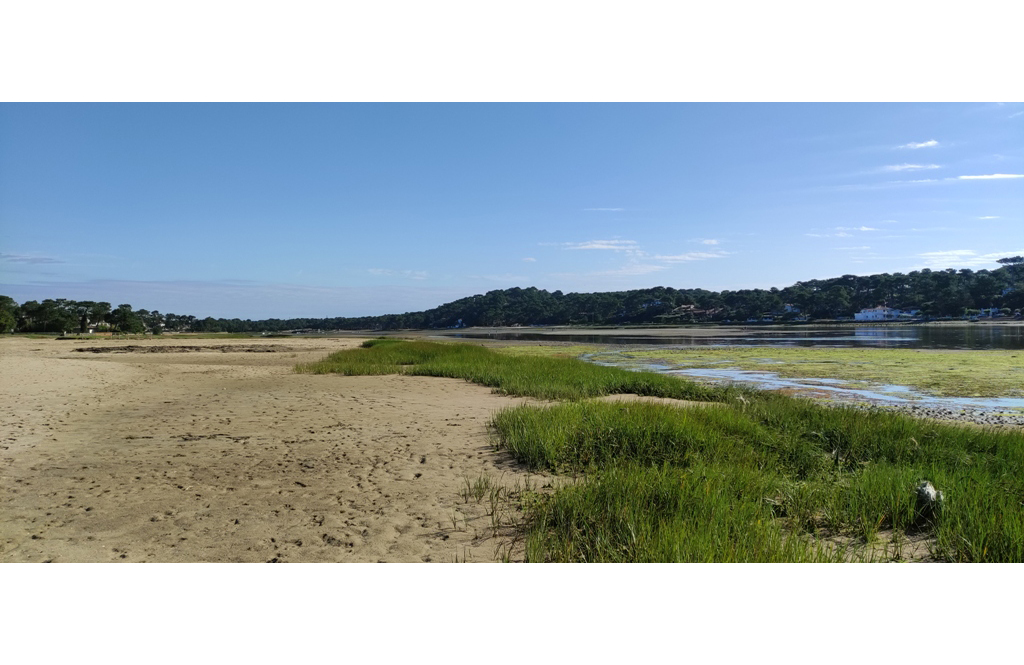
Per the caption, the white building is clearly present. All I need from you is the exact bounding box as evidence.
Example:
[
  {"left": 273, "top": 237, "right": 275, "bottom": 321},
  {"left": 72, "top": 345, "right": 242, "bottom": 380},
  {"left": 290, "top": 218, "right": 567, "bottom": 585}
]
[{"left": 854, "top": 306, "right": 919, "bottom": 321}]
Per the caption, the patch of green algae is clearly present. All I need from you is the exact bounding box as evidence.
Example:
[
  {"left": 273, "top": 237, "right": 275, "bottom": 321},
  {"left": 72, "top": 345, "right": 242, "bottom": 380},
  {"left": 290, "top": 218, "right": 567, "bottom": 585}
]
[
  {"left": 616, "top": 347, "right": 1024, "bottom": 399},
  {"left": 487, "top": 343, "right": 1024, "bottom": 398}
]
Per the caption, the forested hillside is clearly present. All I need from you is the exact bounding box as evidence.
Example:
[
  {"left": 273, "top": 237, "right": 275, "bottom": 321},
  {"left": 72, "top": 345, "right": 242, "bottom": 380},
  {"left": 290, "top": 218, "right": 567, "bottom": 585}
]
[{"left": 3, "top": 259, "right": 1022, "bottom": 334}]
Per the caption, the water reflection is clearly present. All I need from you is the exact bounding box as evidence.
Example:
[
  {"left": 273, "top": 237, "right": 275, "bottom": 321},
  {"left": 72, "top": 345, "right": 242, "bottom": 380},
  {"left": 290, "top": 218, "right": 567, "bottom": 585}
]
[{"left": 445, "top": 325, "right": 1024, "bottom": 350}]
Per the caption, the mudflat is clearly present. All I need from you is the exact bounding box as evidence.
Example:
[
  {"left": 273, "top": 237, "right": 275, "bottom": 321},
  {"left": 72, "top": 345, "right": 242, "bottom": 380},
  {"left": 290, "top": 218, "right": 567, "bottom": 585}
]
[{"left": 1, "top": 336, "right": 539, "bottom": 562}]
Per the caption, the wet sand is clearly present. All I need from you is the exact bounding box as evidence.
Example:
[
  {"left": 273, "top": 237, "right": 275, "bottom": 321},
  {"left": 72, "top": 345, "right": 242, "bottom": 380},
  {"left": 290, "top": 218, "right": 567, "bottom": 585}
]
[{"left": 1, "top": 336, "right": 542, "bottom": 562}]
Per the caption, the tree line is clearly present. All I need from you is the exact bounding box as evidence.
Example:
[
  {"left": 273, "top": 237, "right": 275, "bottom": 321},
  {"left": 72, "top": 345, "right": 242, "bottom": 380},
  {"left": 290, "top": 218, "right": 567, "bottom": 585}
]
[{"left": 3, "top": 258, "right": 1022, "bottom": 334}]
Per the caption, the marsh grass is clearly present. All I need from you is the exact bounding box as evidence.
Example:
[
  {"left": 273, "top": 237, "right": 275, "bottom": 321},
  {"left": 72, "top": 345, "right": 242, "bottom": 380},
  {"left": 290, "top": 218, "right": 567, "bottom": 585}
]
[
  {"left": 299, "top": 340, "right": 1024, "bottom": 562},
  {"left": 297, "top": 339, "right": 733, "bottom": 402},
  {"left": 524, "top": 463, "right": 840, "bottom": 562},
  {"left": 497, "top": 397, "right": 1024, "bottom": 561}
]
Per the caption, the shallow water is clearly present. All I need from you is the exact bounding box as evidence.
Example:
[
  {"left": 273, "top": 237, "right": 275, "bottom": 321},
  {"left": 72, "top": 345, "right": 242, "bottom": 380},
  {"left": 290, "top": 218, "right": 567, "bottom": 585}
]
[
  {"left": 584, "top": 354, "right": 1024, "bottom": 413},
  {"left": 671, "top": 367, "right": 1024, "bottom": 411},
  {"left": 448, "top": 324, "right": 1024, "bottom": 350}
]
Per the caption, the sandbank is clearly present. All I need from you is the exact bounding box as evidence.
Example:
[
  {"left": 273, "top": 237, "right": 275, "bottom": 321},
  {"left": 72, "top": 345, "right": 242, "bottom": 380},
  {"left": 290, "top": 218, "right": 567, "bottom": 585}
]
[{"left": 1, "top": 336, "right": 542, "bottom": 562}]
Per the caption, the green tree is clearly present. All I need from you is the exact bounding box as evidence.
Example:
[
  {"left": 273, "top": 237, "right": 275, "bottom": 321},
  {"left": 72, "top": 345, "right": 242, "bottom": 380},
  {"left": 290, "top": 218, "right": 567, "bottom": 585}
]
[
  {"left": 0, "top": 295, "right": 17, "bottom": 333},
  {"left": 109, "top": 304, "right": 145, "bottom": 334}
]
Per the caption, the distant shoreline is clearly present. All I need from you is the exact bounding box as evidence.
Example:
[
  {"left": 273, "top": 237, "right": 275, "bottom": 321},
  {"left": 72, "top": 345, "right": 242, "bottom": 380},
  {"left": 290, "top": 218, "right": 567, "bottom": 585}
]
[{"left": 423, "top": 320, "right": 1022, "bottom": 338}]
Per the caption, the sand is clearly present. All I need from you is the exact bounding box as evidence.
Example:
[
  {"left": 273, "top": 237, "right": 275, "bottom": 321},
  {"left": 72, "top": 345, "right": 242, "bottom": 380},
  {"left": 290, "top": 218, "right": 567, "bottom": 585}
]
[{"left": 0, "top": 336, "right": 544, "bottom": 562}]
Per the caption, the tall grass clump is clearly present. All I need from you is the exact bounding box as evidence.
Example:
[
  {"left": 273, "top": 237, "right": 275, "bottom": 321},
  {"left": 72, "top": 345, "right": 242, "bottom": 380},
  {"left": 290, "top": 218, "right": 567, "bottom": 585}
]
[
  {"left": 493, "top": 400, "right": 785, "bottom": 473},
  {"left": 524, "top": 463, "right": 838, "bottom": 562},
  {"left": 493, "top": 399, "right": 1024, "bottom": 562}
]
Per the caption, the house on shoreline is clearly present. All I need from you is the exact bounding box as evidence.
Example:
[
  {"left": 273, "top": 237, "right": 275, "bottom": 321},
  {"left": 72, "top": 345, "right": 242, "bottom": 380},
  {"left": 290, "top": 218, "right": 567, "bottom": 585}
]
[{"left": 854, "top": 306, "right": 920, "bottom": 321}]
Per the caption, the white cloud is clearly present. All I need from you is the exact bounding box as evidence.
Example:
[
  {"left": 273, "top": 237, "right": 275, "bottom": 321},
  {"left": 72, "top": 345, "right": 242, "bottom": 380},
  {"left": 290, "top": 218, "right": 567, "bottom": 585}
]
[
  {"left": 835, "top": 226, "right": 878, "bottom": 232},
  {"left": 882, "top": 163, "right": 941, "bottom": 172},
  {"left": 652, "top": 251, "right": 728, "bottom": 263},
  {"left": 583, "top": 208, "right": 625, "bottom": 212},
  {"left": 698, "top": 239, "right": 720, "bottom": 245},
  {"left": 806, "top": 232, "right": 853, "bottom": 238},
  {"left": 592, "top": 263, "right": 667, "bottom": 276},
  {"left": 898, "top": 140, "right": 939, "bottom": 149},
  {"left": 563, "top": 239, "right": 639, "bottom": 251},
  {"left": 521, "top": 257, "right": 537, "bottom": 262},
  {"left": 368, "top": 268, "right": 429, "bottom": 280},
  {"left": 977, "top": 216, "right": 1001, "bottom": 220},
  {"left": 916, "top": 249, "right": 1024, "bottom": 269},
  {"left": 958, "top": 173, "right": 1024, "bottom": 180}
]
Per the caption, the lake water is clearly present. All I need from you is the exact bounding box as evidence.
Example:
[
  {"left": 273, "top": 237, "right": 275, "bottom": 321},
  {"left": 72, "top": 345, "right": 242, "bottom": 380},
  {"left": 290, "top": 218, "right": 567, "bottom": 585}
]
[{"left": 446, "top": 324, "right": 1024, "bottom": 350}]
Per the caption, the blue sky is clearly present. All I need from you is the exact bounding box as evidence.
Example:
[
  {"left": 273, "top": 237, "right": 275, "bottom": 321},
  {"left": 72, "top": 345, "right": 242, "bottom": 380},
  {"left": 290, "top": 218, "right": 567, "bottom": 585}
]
[{"left": 2, "top": 103, "right": 1022, "bottom": 319}]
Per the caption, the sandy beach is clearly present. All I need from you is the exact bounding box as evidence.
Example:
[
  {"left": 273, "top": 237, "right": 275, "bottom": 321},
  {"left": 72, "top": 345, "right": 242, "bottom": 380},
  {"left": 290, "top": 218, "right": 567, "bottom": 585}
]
[{"left": 1, "top": 336, "right": 542, "bottom": 562}]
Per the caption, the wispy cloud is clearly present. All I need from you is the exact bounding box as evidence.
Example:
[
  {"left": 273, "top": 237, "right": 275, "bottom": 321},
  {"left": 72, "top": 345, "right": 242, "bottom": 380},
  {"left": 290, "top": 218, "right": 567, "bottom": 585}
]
[
  {"left": 368, "top": 268, "right": 429, "bottom": 280},
  {"left": 806, "top": 232, "right": 853, "bottom": 238},
  {"left": 957, "top": 173, "right": 1024, "bottom": 180},
  {"left": 592, "top": 263, "right": 667, "bottom": 276},
  {"left": 898, "top": 140, "right": 939, "bottom": 149},
  {"left": 0, "top": 253, "right": 65, "bottom": 264},
  {"left": 819, "top": 179, "right": 943, "bottom": 192},
  {"left": 882, "top": 163, "right": 941, "bottom": 172},
  {"left": 521, "top": 257, "right": 537, "bottom": 262},
  {"left": 977, "top": 216, "right": 1001, "bottom": 220},
  {"left": 835, "top": 226, "right": 879, "bottom": 232},
  {"left": 583, "top": 208, "right": 625, "bottom": 212},
  {"left": 470, "top": 273, "right": 528, "bottom": 282},
  {"left": 551, "top": 236, "right": 733, "bottom": 279},
  {"left": 916, "top": 249, "right": 1024, "bottom": 269},
  {"left": 836, "top": 246, "right": 871, "bottom": 251},
  {"left": 1009, "top": 111, "right": 1024, "bottom": 119},
  {"left": 652, "top": 251, "right": 728, "bottom": 263},
  {"left": 563, "top": 239, "right": 639, "bottom": 251}
]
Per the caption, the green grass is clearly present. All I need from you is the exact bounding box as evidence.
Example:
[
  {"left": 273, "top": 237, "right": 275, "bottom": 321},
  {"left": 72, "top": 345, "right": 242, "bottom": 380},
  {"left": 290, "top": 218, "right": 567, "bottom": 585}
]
[
  {"left": 493, "top": 344, "right": 602, "bottom": 358},
  {"left": 297, "top": 339, "right": 734, "bottom": 402},
  {"left": 524, "top": 463, "right": 839, "bottom": 562},
  {"left": 604, "top": 346, "right": 1024, "bottom": 398},
  {"left": 298, "top": 339, "right": 1024, "bottom": 562},
  {"left": 496, "top": 397, "right": 1024, "bottom": 562}
]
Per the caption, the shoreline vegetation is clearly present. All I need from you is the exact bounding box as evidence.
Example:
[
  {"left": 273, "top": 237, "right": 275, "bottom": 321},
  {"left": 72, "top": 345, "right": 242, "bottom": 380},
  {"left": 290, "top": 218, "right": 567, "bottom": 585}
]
[
  {"left": 298, "top": 339, "right": 1024, "bottom": 562},
  {"left": 5, "top": 258, "right": 1022, "bottom": 335}
]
